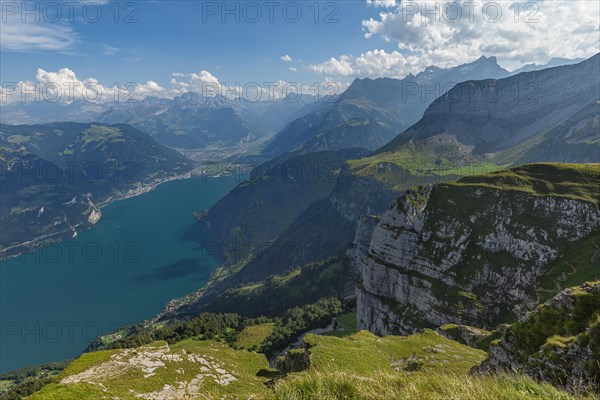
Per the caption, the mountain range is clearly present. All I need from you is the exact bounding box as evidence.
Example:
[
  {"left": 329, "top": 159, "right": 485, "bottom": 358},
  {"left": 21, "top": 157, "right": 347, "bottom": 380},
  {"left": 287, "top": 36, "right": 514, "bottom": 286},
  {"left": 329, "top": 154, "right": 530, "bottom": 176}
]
[
  {"left": 164, "top": 55, "right": 600, "bottom": 320},
  {"left": 380, "top": 54, "right": 600, "bottom": 161},
  {"left": 0, "top": 92, "right": 319, "bottom": 150},
  {"left": 0, "top": 122, "right": 192, "bottom": 256},
  {"left": 262, "top": 56, "right": 510, "bottom": 157},
  {"left": 2, "top": 54, "right": 600, "bottom": 398}
]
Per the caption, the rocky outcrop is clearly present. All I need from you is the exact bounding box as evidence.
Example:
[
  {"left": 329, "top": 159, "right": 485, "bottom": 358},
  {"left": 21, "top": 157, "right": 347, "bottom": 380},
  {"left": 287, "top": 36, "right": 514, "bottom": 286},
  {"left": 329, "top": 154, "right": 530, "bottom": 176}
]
[
  {"left": 477, "top": 282, "right": 600, "bottom": 394},
  {"left": 436, "top": 324, "right": 492, "bottom": 349},
  {"left": 347, "top": 215, "right": 380, "bottom": 273},
  {"left": 356, "top": 164, "right": 600, "bottom": 335}
]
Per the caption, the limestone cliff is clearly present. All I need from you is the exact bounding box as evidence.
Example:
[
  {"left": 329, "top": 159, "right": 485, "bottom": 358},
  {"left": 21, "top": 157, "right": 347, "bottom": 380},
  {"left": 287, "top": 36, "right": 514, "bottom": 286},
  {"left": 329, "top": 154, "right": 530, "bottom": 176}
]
[
  {"left": 347, "top": 215, "right": 380, "bottom": 274},
  {"left": 356, "top": 163, "right": 600, "bottom": 335}
]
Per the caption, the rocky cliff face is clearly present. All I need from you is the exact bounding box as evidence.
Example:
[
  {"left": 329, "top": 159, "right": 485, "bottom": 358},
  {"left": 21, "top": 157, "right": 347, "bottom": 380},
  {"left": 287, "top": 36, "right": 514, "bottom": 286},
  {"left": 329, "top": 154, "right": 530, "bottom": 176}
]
[
  {"left": 356, "top": 164, "right": 600, "bottom": 336},
  {"left": 380, "top": 55, "right": 600, "bottom": 159},
  {"left": 348, "top": 215, "right": 380, "bottom": 274},
  {"left": 477, "top": 282, "right": 600, "bottom": 393}
]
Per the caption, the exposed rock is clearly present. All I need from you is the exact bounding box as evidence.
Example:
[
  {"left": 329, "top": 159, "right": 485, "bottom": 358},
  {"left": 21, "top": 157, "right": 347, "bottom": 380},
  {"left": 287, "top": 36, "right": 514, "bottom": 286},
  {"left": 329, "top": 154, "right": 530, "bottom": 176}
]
[
  {"left": 277, "top": 348, "right": 311, "bottom": 373},
  {"left": 60, "top": 341, "right": 240, "bottom": 399},
  {"left": 355, "top": 165, "right": 600, "bottom": 335},
  {"left": 477, "top": 282, "right": 600, "bottom": 394},
  {"left": 347, "top": 214, "right": 380, "bottom": 273}
]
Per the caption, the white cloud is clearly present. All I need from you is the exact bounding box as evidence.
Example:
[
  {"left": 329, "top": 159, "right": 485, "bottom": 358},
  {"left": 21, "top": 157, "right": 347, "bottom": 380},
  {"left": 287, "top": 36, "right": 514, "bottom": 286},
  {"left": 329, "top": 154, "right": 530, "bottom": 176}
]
[
  {"left": 311, "top": 0, "right": 599, "bottom": 79},
  {"left": 366, "top": 0, "right": 397, "bottom": 8},
  {"left": 1, "top": 68, "right": 172, "bottom": 105},
  {"left": 1, "top": 67, "right": 349, "bottom": 106},
  {"left": 280, "top": 54, "right": 294, "bottom": 62},
  {"left": 0, "top": 0, "right": 118, "bottom": 52},
  {"left": 0, "top": 20, "right": 77, "bottom": 52},
  {"left": 357, "top": 0, "right": 600, "bottom": 72},
  {"left": 290, "top": 67, "right": 298, "bottom": 72},
  {"left": 169, "top": 70, "right": 226, "bottom": 97},
  {"left": 102, "top": 45, "right": 120, "bottom": 55},
  {"left": 0, "top": 0, "right": 115, "bottom": 52},
  {"left": 310, "top": 50, "right": 425, "bottom": 78}
]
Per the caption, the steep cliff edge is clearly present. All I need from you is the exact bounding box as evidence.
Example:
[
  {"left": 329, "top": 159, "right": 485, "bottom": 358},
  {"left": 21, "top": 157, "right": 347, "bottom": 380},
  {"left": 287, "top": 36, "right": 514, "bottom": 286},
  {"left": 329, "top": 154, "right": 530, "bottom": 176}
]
[
  {"left": 356, "top": 163, "right": 600, "bottom": 336},
  {"left": 477, "top": 281, "right": 600, "bottom": 393}
]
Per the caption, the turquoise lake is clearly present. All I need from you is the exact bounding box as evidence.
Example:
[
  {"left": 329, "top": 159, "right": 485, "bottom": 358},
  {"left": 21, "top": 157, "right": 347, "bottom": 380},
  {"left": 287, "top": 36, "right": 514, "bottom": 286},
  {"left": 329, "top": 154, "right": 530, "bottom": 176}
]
[{"left": 0, "top": 176, "right": 238, "bottom": 373}]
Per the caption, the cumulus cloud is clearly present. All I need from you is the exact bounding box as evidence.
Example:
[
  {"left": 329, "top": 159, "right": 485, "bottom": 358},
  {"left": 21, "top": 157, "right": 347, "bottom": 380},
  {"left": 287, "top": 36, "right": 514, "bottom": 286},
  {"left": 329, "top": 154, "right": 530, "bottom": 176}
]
[
  {"left": 310, "top": 50, "right": 425, "bottom": 78},
  {"left": 280, "top": 54, "right": 294, "bottom": 62},
  {"left": 311, "top": 0, "right": 599, "bottom": 78},
  {"left": 360, "top": 0, "right": 600, "bottom": 71},
  {"left": 169, "top": 70, "right": 230, "bottom": 98},
  {"left": 366, "top": 0, "right": 397, "bottom": 8},
  {"left": 1, "top": 68, "right": 348, "bottom": 105},
  {"left": 168, "top": 72, "right": 346, "bottom": 102},
  {"left": 1, "top": 68, "right": 172, "bottom": 105}
]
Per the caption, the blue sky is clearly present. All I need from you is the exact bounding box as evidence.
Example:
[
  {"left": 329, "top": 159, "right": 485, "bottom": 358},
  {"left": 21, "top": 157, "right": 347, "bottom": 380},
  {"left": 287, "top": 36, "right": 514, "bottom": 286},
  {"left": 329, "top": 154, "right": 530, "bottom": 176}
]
[
  {"left": 1, "top": 1, "right": 385, "bottom": 85},
  {"left": 1, "top": 0, "right": 598, "bottom": 100}
]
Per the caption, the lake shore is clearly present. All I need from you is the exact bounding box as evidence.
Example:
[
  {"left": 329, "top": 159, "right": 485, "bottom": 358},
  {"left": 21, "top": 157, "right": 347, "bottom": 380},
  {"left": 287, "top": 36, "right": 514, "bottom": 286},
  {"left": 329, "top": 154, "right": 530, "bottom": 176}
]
[{"left": 0, "top": 167, "right": 230, "bottom": 261}]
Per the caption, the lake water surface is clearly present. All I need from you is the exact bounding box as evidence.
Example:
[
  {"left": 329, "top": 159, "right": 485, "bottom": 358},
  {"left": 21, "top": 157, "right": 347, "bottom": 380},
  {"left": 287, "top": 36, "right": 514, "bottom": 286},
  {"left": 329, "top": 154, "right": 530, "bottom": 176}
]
[{"left": 0, "top": 176, "right": 237, "bottom": 372}]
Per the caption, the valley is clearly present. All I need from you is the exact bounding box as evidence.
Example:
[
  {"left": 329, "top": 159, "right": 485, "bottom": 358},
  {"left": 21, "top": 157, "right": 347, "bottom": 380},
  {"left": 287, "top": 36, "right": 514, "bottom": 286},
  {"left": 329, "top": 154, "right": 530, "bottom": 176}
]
[{"left": 1, "top": 21, "right": 599, "bottom": 398}]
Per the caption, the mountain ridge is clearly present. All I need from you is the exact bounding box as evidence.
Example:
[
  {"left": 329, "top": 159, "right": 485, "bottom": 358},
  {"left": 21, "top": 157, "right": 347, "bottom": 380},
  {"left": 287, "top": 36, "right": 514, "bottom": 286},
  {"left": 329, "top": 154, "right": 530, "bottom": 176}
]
[{"left": 0, "top": 122, "right": 193, "bottom": 257}]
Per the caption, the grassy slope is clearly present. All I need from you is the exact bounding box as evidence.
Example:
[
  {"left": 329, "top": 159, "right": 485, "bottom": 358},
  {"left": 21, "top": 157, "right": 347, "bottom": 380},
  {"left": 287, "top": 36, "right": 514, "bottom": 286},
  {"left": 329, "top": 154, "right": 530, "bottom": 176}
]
[
  {"left": 538, "top": 229, "right": 600, "bottom": 302},
  {"left": 305, "top": 330, "right": 485, "bottom": 376},
  {"left": 346, "top": 139, "right": 506, "bottom": 192},
  {"left": 28, "top": 340, "right": 272, "bottom": 400},
  {"left": 270, "top": 330, "right": 586, "bottom": 400},
  {"left": 445, "top": 163, "right": 600, "bottom": 205},
  {"left": 268, "top": 371, "right": 583, "bottom": 400},
  {"left": 235, "top": 323, "right": 275, "bottom": 350},
  {"left": 27, "top": 330, "right": 592, "bottom": 399},
  {"left": 322, "top": 309, "right": 358, "bottom": 338}
]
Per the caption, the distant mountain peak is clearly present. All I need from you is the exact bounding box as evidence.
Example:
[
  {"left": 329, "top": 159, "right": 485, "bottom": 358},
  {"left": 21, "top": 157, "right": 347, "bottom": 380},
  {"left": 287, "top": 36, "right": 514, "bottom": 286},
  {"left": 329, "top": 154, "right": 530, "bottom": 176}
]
[
  {"left": 424, "top": 65, "right": 442, "bottom": 72},
  {"left": 377, "top": 53, "right": 600, "bottom": 162},
  {"left": 475, "top": 55, "right": 492, "bottom": 62},
  {"left": 263, "top": 56, "right": 511, "bottom": 157},
  {"left": 510, "top": 56, "right": 589, "bottom": 75}
]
